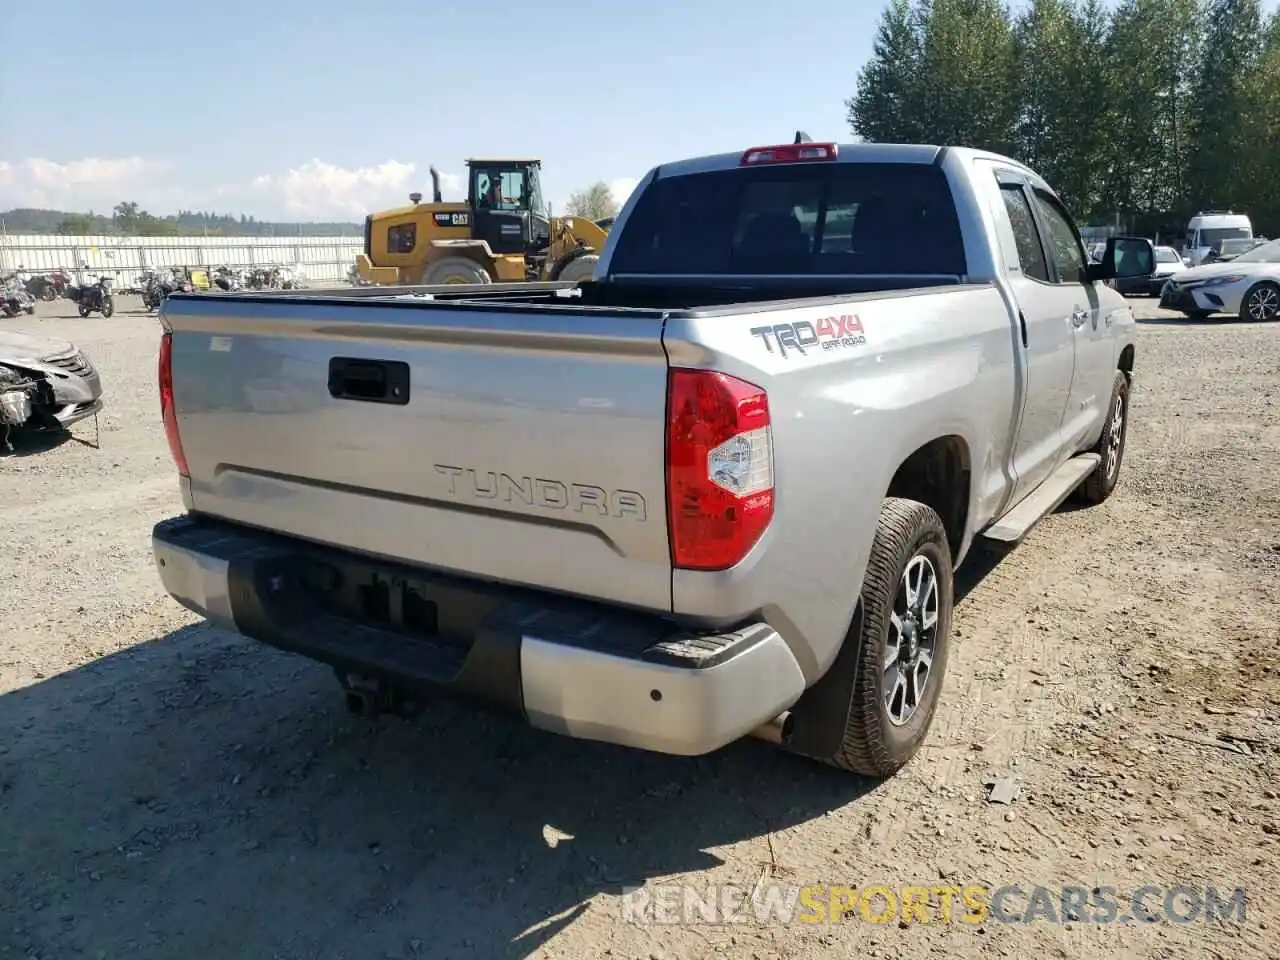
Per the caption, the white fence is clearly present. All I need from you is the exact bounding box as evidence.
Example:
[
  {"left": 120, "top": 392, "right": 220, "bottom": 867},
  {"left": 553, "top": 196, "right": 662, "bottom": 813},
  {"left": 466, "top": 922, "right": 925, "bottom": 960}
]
[{"left": 0, "top": 234, "right": 362, "bottom": 289}]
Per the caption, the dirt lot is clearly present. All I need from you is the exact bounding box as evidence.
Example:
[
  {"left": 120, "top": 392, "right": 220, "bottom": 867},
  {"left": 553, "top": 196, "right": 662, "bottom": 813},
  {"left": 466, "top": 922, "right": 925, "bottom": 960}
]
[{"left": 1, "top": 294, "right": 1277, "bottom": 960}]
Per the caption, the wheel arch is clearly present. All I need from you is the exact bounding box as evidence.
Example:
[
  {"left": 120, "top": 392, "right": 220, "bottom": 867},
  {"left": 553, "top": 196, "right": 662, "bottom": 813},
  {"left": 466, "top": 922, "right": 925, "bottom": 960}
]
[
  {"left": 423, "top": 239, "right": 498, "bottom": 274},
  {"left": 1118, "top": 342, "right": 1135, "bottom": 380},
  {"left": 884, "top": 435, "right": 973, "bottom": 564},
  {"left": 547, "top": 244, "right": 597, "bottom": 281}
]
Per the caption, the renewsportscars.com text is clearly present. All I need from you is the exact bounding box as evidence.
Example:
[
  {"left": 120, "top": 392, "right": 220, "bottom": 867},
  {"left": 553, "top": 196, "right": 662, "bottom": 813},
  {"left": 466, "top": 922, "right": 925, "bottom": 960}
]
[{"left": 620, "top": 882, "right": 1248, "bottom": 926}]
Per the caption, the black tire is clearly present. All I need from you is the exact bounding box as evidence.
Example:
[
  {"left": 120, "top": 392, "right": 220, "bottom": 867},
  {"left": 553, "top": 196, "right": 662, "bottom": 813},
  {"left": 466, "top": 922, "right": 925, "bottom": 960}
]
[
  {"left": 1240, "top": 281, "right": 1280, "bottom": 322},
  {"left": 551, "top": 248, "right": 599, "bottom": 283},
  {"left": 1076, "top": 370, "right": 1130, "bottom": 505},
  {"left": 101, "top": 296, "right": 115, "bottom": 319},
  {"left": 805, "top": 498, "right": 954, "bottom": 778},
  {"left": 421, "top": 257, "right": 491, "bottom": 285},
  {"left": 78, "top": 304, "right": 90, "bottom": 318}
]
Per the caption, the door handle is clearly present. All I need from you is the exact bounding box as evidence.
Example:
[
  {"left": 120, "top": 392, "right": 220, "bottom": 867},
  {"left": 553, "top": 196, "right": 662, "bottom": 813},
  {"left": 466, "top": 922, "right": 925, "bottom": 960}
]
[
  {"left": 328, "top": 357, "right": 411, "bottom": 405},
  {"left": 1071, "top": 310, "right": 1089, "bottom": 328}
]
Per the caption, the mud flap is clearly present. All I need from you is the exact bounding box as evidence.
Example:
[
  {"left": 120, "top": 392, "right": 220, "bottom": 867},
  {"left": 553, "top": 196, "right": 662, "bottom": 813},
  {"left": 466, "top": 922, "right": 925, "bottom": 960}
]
[{"left": 780, "top": 602, "right": 865, "bottom": 760}]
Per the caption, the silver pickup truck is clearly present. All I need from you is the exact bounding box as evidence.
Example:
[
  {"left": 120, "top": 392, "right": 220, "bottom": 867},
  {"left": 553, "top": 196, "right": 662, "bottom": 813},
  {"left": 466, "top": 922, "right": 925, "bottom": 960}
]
[{"left": 152, "top": 138, "right": 1153, "bottom": 778}]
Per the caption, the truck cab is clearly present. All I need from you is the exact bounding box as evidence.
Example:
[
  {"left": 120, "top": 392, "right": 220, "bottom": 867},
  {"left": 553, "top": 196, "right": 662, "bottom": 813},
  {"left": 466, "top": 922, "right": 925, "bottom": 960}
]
[{"left": 466, "top": 159, "right": 548, "bottom": 256}]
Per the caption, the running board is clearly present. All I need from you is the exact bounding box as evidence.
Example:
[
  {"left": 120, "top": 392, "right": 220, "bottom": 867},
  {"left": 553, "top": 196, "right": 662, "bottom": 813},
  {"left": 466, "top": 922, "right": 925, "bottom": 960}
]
[{"left": 982, "top": 453, "right": 1101, "bottom": 545}]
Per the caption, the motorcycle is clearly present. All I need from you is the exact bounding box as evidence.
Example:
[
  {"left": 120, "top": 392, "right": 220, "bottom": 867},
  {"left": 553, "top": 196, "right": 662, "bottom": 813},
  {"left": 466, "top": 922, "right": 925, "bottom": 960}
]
[
  {"left": 2, "top": 279, "right": 37, "bottom": 317},
  {"left": 213, "top": 266, "right": 245, "bottom": 291},
  {"left": 140, "top": 270, "right": 169, "bottom": 311},
  {"left": 140, "top": 270, "right": 191, "bottom": 312},
  {"left": 275, "top": 266, "right": 304, "bottom": 289},
  {"left": 75, "top": 275, "right": 115, "bottom": 318},
  {"left": 25, "top": 269, "right": 71, "bottom": 301}
]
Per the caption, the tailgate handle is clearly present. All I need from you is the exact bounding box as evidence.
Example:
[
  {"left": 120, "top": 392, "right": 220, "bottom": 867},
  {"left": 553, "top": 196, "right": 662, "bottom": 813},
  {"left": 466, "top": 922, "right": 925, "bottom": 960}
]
[{"left": 327, "top": 358, "right": 410, "bottom": 405}]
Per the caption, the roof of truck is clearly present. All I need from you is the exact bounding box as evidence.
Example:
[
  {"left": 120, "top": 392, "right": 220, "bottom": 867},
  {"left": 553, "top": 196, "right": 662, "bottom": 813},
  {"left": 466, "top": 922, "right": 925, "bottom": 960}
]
[
  {"left": 647, "top": 143, "right": 1044, "bottom": 186},
  {"left": 652, "top": 142, "right": 946, "bottom": 180}
]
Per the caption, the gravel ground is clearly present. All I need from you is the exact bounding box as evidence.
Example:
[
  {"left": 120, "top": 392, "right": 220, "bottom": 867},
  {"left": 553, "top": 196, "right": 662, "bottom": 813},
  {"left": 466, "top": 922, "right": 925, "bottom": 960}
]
[{"left": 1, "top": 294, "right": 1277, "bottom": 960}]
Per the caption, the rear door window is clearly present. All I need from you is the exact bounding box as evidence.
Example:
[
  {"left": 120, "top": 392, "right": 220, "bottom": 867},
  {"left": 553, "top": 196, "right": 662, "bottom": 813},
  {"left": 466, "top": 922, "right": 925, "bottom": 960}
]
[
  {"left": 1030, "top": 189, "right": 1087, "bottom": 283},
  {"left": 998, "top": 184, "right": 1050, "bottom": 282},
  {"left": 609, "top": 161, "right": 967, "bottom": 277}
]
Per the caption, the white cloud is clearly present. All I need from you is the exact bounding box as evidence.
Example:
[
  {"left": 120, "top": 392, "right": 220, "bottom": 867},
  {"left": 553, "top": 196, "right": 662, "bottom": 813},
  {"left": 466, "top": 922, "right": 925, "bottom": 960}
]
[
  {"left": 437, "top": 171, "right": 461, "bottom": 196},
  {"left": 248, "top": 159, "right": 423, "bottom": 220},
  {"left": 0, "top": 157, "right": 172, "bottom": 212},
  {"left": 609, "top": 177, "right": 639, "bottom": 209},
  {"left": 0, "top": 155, "right": 464, "bottom": 222}
]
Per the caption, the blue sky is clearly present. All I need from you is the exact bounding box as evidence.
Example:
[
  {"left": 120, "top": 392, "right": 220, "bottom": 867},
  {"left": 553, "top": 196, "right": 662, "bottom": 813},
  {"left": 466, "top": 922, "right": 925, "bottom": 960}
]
[
  {"left": 1, "top": 0, "right": 1276, "bottom": 222},
  {"left": 0, "top": 0, "right": 870, "bottom": 220}
]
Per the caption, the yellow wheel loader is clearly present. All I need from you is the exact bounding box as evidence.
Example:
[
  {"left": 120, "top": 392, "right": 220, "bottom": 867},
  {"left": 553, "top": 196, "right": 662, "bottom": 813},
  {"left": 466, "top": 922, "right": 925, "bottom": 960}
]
[{"left": 353, "top": 159, "right": 611, "bottom": 286}]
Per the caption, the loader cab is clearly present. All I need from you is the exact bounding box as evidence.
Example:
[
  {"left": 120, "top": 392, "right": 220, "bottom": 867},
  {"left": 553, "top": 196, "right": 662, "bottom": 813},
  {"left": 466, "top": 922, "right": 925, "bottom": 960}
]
[{"left": 467, "top": 159, "right": 546, "bottom": 255}]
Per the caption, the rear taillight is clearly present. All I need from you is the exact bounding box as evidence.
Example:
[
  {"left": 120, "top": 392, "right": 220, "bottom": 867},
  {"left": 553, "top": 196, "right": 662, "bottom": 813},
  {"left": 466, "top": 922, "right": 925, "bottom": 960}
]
[
  {"left": 665, "top": 370, "right": 774, "bottom": 571},
  {"left": 158, "top": 332, "right": 189, "bottom": 476}
]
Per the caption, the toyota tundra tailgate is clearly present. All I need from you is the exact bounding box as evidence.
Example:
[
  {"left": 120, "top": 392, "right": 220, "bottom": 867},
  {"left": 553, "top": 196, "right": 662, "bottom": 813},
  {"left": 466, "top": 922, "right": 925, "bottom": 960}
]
[{"left": 159, "top": 292, "right": 673, "bottom": 611}]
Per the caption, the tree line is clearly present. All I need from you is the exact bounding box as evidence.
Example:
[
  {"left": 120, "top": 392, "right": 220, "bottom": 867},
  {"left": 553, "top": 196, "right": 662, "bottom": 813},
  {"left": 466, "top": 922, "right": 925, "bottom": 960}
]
[
  {"left": 1, "top": 203, "right": 361, "bottom": 237},
  {"left": 848, "top": 0, "right": 1280, "bottom": 237}
]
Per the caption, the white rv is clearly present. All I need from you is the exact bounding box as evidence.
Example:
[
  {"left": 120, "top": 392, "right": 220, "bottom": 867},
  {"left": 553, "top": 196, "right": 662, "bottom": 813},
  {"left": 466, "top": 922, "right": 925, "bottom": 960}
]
[{"left": 1185, "top": 211, "right": 1253, "bottom": 265}]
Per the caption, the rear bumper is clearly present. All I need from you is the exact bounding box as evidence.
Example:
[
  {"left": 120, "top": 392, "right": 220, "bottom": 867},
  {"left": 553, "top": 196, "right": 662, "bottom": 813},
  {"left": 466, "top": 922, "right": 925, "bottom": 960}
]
[{"left": 152, "top": 514, "right": 805, "bottom": 757}]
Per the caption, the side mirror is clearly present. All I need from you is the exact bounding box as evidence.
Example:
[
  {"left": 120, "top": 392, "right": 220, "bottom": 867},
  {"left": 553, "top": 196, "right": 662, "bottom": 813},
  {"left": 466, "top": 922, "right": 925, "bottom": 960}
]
[{"left": 1088, "top": 236, "right": 1155, "bottom": 282}]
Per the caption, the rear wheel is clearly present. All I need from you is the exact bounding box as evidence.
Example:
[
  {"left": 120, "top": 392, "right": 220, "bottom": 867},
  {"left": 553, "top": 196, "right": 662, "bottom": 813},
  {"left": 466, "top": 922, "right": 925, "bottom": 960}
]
[
  {"left": 1240, "top": 281, "right": 1280, "bottom": 322},
  {"left": 1075, "top": 370, "right": 1130, "bottom": 505},
  {"left": 551, "top": 249, "right": 599, "bottom": 283},
  {"left": 422, "top": 258, "right": 491, "bottom": 285},
  {"left": 78, "top": 304, "right": 90, "bottom": 318},
  {"left": 791, "top": 498, "right": 954, "bottom": 778}
]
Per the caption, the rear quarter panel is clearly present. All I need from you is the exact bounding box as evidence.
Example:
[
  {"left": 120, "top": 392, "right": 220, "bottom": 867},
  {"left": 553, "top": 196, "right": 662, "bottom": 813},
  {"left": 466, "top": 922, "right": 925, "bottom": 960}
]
[{"left": 664, "top": 285, "right": 1018, "bottom": 680}]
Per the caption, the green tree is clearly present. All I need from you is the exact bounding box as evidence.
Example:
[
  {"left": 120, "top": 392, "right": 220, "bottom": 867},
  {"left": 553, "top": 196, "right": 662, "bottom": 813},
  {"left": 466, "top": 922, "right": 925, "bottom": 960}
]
[
  {"left": 849, "top": 0, "right": 1018, "bottom": 153},
  {"left": 847, "top": 0, "right": 927, "bottom": 142},
  {"left": 57, "top": 214, "right": 94, "bottom": 235},
  {"left": 565, "top": 182, "right": 618, "bottom": 221},
  {"left": 1234, "top": 11, "right": 1280, "bottom": 229},
  {"left": 1186, "top": 0, "right": 1266, "bottom": 208},
  {"left": 918, "top": 0, "right": 1020, "bottom": 152},
  {"left": 1012, "top": 0, "right": 1112, "bottom": 216},
  {"left": 846, "top": 0, "right": 1280, "bottom": 233},
  {"left": 1101, "top": 0, "right": 1202, "bottom": 217},
  {"left": 138, "top": 214, "right": 180, "bottom": 236},
  {"left": 112, "top": 201, "right": 141, "bottom": 233}
]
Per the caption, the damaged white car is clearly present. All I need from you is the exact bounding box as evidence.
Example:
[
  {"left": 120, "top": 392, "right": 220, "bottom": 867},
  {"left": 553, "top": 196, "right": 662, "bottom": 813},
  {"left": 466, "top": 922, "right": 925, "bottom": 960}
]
[{"left": 0, "top": 330, "right": 104, "bottom": 450}]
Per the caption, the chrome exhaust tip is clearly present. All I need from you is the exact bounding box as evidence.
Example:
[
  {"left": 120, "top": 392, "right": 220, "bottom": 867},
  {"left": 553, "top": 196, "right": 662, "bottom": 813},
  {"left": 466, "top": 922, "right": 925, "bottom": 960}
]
[{"left": 749, "top": 711, "right": 792, "bottom": 745}]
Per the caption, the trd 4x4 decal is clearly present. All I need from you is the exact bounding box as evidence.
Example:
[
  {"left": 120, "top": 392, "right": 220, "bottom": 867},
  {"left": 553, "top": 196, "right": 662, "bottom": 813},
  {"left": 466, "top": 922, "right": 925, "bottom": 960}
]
[{"left": 750, "top": 314, "right": 867, "bottom": 358}]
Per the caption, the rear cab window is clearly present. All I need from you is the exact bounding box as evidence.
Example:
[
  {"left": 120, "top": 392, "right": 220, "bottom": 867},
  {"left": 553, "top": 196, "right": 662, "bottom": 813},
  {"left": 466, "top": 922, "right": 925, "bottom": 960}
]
[{"left": 608, "top": 162, "right": 967, "bottom": 277}]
